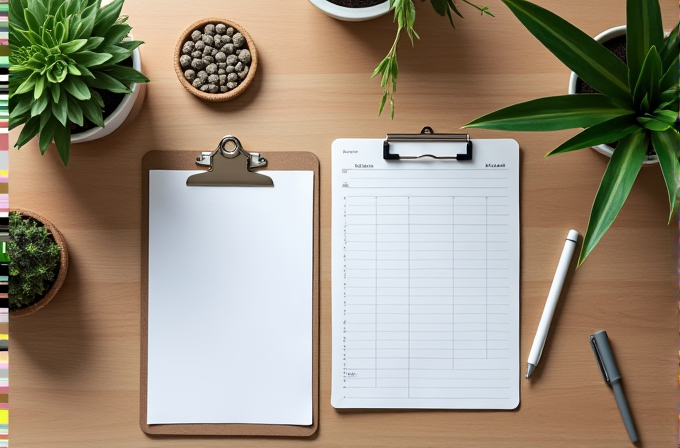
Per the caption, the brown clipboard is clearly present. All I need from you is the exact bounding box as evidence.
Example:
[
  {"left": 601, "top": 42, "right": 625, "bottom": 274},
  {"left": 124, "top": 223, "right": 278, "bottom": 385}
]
[{"left": 140, "top": 140, "right": 320, "bottom": 437}]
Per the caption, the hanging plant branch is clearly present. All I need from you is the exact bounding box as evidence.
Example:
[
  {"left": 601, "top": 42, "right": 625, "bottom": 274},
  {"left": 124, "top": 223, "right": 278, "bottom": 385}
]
[{"left": 372, "top": 0, "right": 493, "bottom": 118}]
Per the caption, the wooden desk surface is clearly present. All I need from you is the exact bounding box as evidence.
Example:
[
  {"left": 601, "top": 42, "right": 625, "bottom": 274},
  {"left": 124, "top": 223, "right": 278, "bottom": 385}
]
[{"left": 9, "top": 1, "right": 678, "bottom": 446}]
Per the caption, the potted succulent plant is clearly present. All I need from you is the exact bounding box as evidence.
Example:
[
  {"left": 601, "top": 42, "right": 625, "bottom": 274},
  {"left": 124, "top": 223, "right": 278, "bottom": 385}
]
[
  {"left": 464, "top": 0, "right": 679, "bottom": 265},
  {"left": 8, "top": 209, "right": 69, "bottom": 317},
  {"left": 9, "top": 0, "right": 150, "bottom": 166}
]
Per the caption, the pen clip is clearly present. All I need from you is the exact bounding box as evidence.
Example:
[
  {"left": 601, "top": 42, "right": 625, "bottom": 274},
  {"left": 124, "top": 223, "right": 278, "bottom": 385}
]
[{"left": 590, "top": 334, "right": 611, "bottom": 384}]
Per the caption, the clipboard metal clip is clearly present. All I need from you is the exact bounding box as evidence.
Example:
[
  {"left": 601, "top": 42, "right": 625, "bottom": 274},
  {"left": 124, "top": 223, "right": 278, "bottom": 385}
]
[
  {"left": 383, "top": 126, "right": 473, "bottom": 161},
  {"left": 187, "top": 136, "right": 274, "bottom": 187}
]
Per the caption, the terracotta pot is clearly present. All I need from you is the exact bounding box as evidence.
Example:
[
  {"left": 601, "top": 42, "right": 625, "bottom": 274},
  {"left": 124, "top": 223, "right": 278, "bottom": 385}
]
[
  {"left": 9, "top": 209, "right": 69, "bottom": 318},
  {"left": 174, "top": 18, "right": 258, "bottom": 102}
]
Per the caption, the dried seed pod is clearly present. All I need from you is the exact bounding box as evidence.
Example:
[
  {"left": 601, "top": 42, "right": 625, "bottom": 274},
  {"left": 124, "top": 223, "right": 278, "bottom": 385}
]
[
  {"left": 191, "top": 30, "right": 202, "bottom": 42},
  {"left": 226, "top": 27, "right": 234, "bottom": 37},
  {"left": 204, "top": 24, "right": 216, "bottom": 36},
  {"left": 216, "top": 23, "right": 227, "bottom": 34},
  {"left": 226, "top": 54, "right": 238, "bottom": 66},
  {"left": 184, "top": 69, "right": 196, "bottom": 82},
  {"left": 208, "top": 84, "right": 219, "bottom": 93},
  {"left": 192, "top": 78, "right": 203, "bottom": 88},
  {"left": 179, "top": 55, "right": 192, "bottom": 68},
  {"left": 227, "top": 72, "right": 238, "bottom": 83},
  {"left": 208, "top": 74, "right": 219, "bottom": 84},
  {"left": 227, "top": 81, "right": 238, "bottom": 90},
  {"left": 232, "top": 33, "right": 245, "bottom": 48},
  {"left": 205, "top": 63, "right": 217, "bottom": 75},
  {"left": 190, "top": 58, "right": 205, "bottom": 70},
  {"left": 195, "top": 40, "right": 205, "bottom": 51},
  {"left": 202, "top": 34, "right": 214, "bottom": 47},
  {"left": 238, "top": 49, "right": 251, "bottom": 65},
  {"left": 191, "top": 51, "right": 202, "bottom": 59}
]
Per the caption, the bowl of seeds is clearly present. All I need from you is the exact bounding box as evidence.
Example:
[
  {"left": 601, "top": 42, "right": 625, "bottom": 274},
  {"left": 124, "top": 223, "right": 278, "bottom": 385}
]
[{"left": 174, "top": 18, "right": 257, "bottom": 101}]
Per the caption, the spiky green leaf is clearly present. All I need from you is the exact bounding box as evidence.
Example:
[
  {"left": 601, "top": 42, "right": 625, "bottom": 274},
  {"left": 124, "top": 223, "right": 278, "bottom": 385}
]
[
  {"left": 547, "top": 114, "right": 640, "bottom": 156},
  {"left": 637, "top": 116, "right": 670, "bottom": 131},
  {"left": 502, "top": 0, "right": 630, "bottom": 104},
  {"left": 30, "top": 91, "right": 48, "bottom": 117},
  {"left": 59, "top": 38, "right": 88, "bottom": 54},
  {"left": 103, "top": 23, "right": 131, "bottom": 45},
  {"left": 660, "top": 21, "right": 679, "bottom": 71},
  {"left": 69, "top": 50, "right": 113, "bottom": 67},
  {"left": 66, "top": 94, "right": 84, "bottom": 126},
  {"left": 53, "top": 124, "right": 71, "bottom": 166},
  {"left": 62, "top": 76, "right": 92, "bottom": 100},
  {"left": 632, "top": 46, "right": 661, "bottom": 109},
  {"left": 579, "top": 130, "right": 648, "bottom": 265},
  {"left": 464, "top": 94, "right": 633, "bottom": 131},
  {"left": 15, "top": 116, "right": 40, "bottom": 148},
  {"left": 102, "top": 65, "right": 149, "bottom": 84},
  {"left": 626, "top": 0, "right": 663, "bottom": 92},
  {"left": 51, "top": 88, "right": 68, "bottom": 126},
  {"left": 652, "top": 128, "right": 680, "bottom": 221},
  {"left": 84, "top": 70, "right": 129, "bottom": 93},
  {"left": 80, "top": 97, "right": 105, "bottom": 128},
  {"left": 92, "top": 0, "right": 124, "bottom": 36},
  {"left": 38, "top": 116, "right": 57, "bottom": 155}
]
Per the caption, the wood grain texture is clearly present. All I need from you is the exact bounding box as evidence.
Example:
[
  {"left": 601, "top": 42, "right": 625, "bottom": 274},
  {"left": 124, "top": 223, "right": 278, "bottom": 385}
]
[{"left": 8, "top": 0, "right": 678, "bottom": 446}]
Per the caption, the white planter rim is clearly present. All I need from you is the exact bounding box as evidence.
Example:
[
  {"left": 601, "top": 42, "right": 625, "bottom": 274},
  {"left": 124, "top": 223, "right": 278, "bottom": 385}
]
[
  {"left": 70, "top": 45, "right": 143, "bottom": 143},
  {"left": 308, "top": 0, "right": 390, "bottom": 21}
]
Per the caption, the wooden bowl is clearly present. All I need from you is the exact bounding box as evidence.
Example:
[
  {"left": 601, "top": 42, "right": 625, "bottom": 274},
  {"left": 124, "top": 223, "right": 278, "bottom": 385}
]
[
  {"left": 9, "top": 209, "right": 69, "bottom": 318},
  {"left": 174, "top": 18, "right": 258, "bottom": 102}
]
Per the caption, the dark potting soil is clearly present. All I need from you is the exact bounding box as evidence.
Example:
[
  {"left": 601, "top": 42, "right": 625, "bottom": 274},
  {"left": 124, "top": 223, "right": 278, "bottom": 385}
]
[
  {"left": 327, "top": 0, "right": 385, "bottom": 7},
  {"left": 575, "top": 35, "right": 628, "bottom": 150},
  {"left": 70, "top": 56, "right": 133, "bottom": 134}
]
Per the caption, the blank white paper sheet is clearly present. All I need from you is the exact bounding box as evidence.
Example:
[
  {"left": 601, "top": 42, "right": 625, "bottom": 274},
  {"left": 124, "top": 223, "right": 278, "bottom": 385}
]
[
  {"left": 331, "top": 139, "right": 520, "bottom": 409},
  {"left": 146, "top": 170, "right": 313, "bottom": 425}
]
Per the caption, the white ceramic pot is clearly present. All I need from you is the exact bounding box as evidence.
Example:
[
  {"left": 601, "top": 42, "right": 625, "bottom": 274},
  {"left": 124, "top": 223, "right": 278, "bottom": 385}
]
[
  {"left": 568, "top": 25, "right": 660, "bottom": 164},
  {"left": 308, "top": 0, "right": 390, "bottom": 21},
  {"left": 70, "top": 46, "right": 145, "bottom": 144}
]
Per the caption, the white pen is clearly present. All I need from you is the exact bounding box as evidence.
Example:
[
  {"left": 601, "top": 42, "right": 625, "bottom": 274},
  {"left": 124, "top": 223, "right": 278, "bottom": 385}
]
[{"left": 526, "top": 229, "right": 579, "bottom": 379}]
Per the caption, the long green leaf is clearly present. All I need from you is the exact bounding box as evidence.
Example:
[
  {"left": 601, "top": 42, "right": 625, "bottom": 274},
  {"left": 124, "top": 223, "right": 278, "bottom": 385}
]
[
  {"left": 29, "top": 91, "right": 48, "bottom": 117},
  {"left": 38, "top": 116, "right": 57, "bottom": 155},
  {"left": 637, "top": 116, "right": 670, "bottom": 131},
  {"left": 463, "top": 94, "right": 632, "bottom": 131},
  {"left": 62, "top": 76, "right": 91, "bottom": 100},
  {"left": 51, "top": 88, "right": 68, "bottom": 126},
  {"left": 626, "top": 0, "right": 663, "bottom": 92},
  {"left": 502, "top": 0, "right": 630, "bottom": 104},
  {"left": 59, "top": 38, "right": 87, "bottom": 54},
  {"left": 53, "top": 123, "right": 71, "bottom": 166},
  {"left": 80, "top": 97, "right": 104, "bottom": 128},
  {"left": 13, "top": 71, "right": 39, "bottom": 95},
  {"left": 652, "top": 128, "right": 680, "bottom": 221},
  {"left": 660, "top": 21, "right": 679, "bottom": 71},
  {"left": 83, "top": 70, "right": 129, "bottom": 93},
  {"left": 92, "top": 0, "right": 124, "bottom": 37},
  {"left": 102, "top": 65, "right": 149, "bottom": 84},
  {"left": 659, "top": 55, "right": 679, "bottom": 93},
  {"left": 580, "top": 129, "right": 648, "bottom": 265},
  {"left": 66, "top": 94, "right": 84, "bottom": 126},
  {"left": 547, "top": 114, "right": 640, "bottom": 156},
  {"left": 632, "top": 46, "right": 661, "bottom": 109},
  {"left": 69, "top": 50, "right": 112, "bottom": 67},
  {"left": 15, "top": 116, "right": 40, "bottom": 148},
  {"left": 9, "top": 95, "right": 32, "bottom": 120}
]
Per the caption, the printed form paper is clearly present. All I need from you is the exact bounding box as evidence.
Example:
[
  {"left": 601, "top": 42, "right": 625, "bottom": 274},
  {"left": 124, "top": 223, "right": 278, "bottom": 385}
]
[
  {"left": 331, "top": 139, "right": 520, "bottom": 409},
  {"left": 147, "top": 170, "right": 313, "bottom": 425}
]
